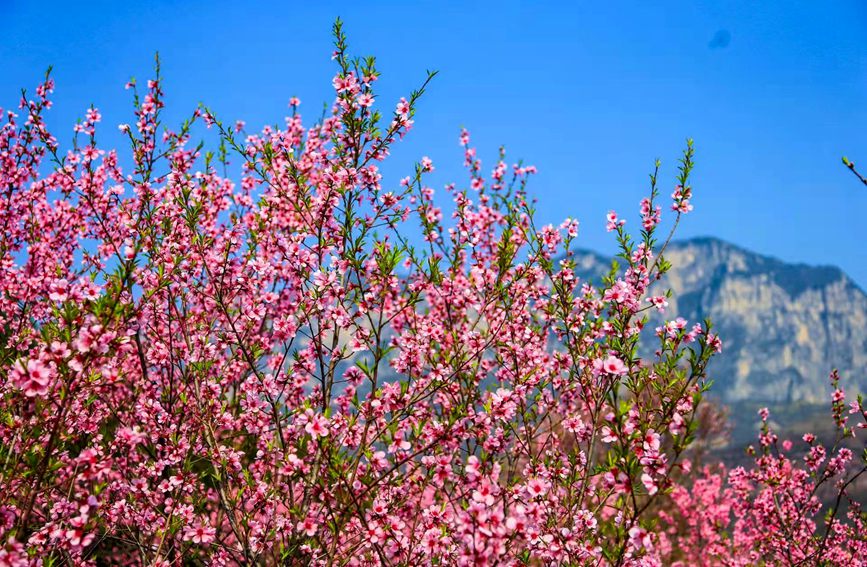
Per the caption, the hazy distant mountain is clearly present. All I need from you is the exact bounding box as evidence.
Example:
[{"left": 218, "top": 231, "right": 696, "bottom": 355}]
[{"left": 573, "top": 237, "right": 867, "bottom": 404}]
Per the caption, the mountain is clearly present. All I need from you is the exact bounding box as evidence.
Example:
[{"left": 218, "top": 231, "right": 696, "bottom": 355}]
[{"left": 572, "top": 237, "right": 867, "bottom": 404}]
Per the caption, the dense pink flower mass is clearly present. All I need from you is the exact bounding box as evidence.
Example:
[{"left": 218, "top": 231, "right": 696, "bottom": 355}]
[{"left": 0, "top": 22, "right": 865, "bottom": 565}]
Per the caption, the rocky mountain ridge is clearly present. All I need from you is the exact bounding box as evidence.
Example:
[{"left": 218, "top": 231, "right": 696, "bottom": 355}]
[{"left": 573, "top": 237, "right": 867, "bottom": 404}]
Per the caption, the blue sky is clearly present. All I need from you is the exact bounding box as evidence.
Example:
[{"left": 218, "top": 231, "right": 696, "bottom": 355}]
[{"left": 3, "top": 1, "right": 867, "bottom": 287}]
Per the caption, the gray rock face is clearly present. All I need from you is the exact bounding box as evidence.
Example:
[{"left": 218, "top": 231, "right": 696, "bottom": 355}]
[{"left": 573, "top": 237, "right": 867, "bottom": 403}]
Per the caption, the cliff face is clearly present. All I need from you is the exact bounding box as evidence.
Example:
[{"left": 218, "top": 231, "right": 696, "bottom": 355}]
[{"left": 574, "top": 237, "right": 867, "bottom": 403}]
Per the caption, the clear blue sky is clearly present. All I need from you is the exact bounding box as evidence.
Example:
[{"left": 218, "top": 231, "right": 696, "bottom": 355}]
[{"left": 3, "top": 1, "right": 867, "bottom": 287}]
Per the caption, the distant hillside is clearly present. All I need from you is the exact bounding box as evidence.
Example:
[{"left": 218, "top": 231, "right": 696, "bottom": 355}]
[{"left": 573, "top": 237, "right": 867, "bottom": 404}]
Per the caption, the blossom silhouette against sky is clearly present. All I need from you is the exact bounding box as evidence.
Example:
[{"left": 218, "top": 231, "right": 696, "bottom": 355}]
[{"left": 2, "top": 0, "right": 865, "bottom": 285}]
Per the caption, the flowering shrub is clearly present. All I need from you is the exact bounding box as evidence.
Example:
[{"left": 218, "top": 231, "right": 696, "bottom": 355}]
[
  {"left": 1, "top": 21, "right": 865, "bottom": 565},
  {"left": 660, "top": 371, "right": 867, "bottom": 566}
]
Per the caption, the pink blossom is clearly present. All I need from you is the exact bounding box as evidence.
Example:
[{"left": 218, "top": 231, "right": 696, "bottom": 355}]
[
  {"left": 597, "top": 354, "right": 628, "bottom": 376},
  {"left": 606, "top": 210, "right": 625, "bottom": 232},
  {"left": 526, "top": 478, "right": 549, "bottom": 498},
  {"left": 183, "top": 523, "right": 216, "bottom": 544},
  {"left": 10, "top": 358, "right": 53, "bottom": 397},
  {"left": 641, "top": 473, "right": 659, "bottom": 495},
  {"left": 304, "top": 412, "right": 330, "bottom": 439}
]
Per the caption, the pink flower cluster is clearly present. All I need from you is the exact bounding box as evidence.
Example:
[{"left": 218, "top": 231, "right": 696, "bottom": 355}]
[
  {"left": 660, "top": 380, "right": 867, "bottom": 565},
  {"left": 0, "top": 23, "right": 863, "bottom": 566}
]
